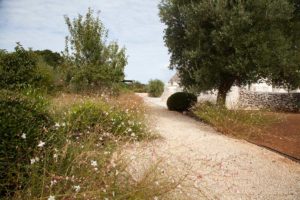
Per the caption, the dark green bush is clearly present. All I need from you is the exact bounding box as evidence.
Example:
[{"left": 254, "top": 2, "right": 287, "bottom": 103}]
[
  {"left": 167, "top": 92, "right": 197, "bottom": 112},
  {"left": 147, "top": 79, "right": 164, "bottom": 97},
  {"left": 0, "top": 45, "right": 38, "bottom": 90},
  {"left": 0, "top": 90, "right": 54, "bottom": 197},
  {"left": 0, "top": 44, "right": 56, "bottom": 92}
]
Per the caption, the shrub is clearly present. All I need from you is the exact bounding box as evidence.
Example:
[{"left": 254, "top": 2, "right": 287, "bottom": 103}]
[
  {"left": 131, "top": 81, "right": 148, "bottom": 93},
  {"left": 0, "top": 90, "right": 54, "bottom": 197},
  {"left": 0, "top": 44, "right": 56, "bottom": 92},
  {"left": 147, "top": 79, "right": 164, "bottom": 97},
  {"left": 35, "top": 59, "right": 55, "bottom": 91},
  {"left": 0, "top": 44, "right": 38, "bottom": 90},
  {"left": 65, "top": 100, "right": 150, "bottom": 140},
  {"left": 167, "top": 92, "right": 197, "bottom": 112}
]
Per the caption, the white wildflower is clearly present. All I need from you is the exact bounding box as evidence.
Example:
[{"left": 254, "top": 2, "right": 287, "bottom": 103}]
[
  {"left": 55, "top": 122, "right": 60, "bottom": 128},
  {"left": 37, "top": 141, "right": 45, "bottom": 148},
  {"left": 73, "top": 185, "right": 81, "bottom": 192},
  {"left": 48, "top": 195, "right": 55, "bottom": 200},
  {"left": 35, "top": 157, "right": 40, "bottom": 162},
  {"left": 91, "top": 160, "right": 98, "bottom": 167},
  {"left": 21, "top": 133, "right": 26, "bottom": 139},
  {"left": 131, "top": 133, "right": 135, "bottom": 137},
  {"left": 30, "top": 158, "right": 36, "bottom": 164},
  {"left": 50, "top": 180, "right": 57, "bottom": 187},
  {"left": 61, "top": 122, "right": 66, "bottom": 127}
]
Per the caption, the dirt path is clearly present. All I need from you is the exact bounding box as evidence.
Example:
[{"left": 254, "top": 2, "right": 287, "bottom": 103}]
[{"left": 126, "top": 94, "right": 300, "bottom": 200}]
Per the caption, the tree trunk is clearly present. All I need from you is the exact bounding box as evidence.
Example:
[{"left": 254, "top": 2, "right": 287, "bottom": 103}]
[{"left": 217, "top": 78, "right": 235, "bottom": 107}]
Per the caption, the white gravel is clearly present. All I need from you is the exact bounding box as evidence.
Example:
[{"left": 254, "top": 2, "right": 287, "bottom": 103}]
[{"left": 126, "top": 94, "right": 300, "bottom": 200}]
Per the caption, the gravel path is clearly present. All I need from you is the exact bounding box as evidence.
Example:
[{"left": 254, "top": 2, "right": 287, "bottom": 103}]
[{"left": 126, "top": 94, "right": 300, "bottom": 200}]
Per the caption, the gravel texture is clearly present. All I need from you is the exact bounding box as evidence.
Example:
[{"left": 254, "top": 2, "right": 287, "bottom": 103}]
[{"left": 125, "top": 94, "right": 300, "bottom": 200}]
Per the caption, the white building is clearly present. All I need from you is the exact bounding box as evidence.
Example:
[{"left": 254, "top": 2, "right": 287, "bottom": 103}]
[{"left": 162, "top": 74, "right": 300, "bottom": 110}]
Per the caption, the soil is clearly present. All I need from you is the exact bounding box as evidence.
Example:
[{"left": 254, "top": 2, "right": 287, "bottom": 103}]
[{"left": 250, "top": 113, "right": 300, "bottom": 160}]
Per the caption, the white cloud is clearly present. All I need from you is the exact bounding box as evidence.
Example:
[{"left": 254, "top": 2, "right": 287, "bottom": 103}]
[{"left": 0, "top": 0, "right": 173, "bottom": 83}]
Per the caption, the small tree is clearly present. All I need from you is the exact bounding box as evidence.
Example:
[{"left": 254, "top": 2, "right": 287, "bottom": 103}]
[
  {"left": 64, "top": 8, "right": 127, "bottom": 90},
  {"left": 159, "top": 0, "right": 300, "bottom": 105},
  {"left": 148, "top": 79, "right": 165, "bottom": 97}
]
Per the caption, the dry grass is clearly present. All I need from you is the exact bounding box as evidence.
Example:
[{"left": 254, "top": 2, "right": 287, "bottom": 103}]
[
  {"left": 192, "top": 102, "right": 282, "bottom": 140},
  {"left": 9, "top": 92, "right": 180, "bottom": 200}
]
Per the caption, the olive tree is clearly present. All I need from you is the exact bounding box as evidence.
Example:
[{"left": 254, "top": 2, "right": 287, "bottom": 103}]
[{"left": 159, "top": 0, "right": 300, "bottom": 105}]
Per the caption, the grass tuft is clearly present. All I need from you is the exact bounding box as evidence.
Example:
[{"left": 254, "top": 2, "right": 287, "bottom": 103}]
[{"left": 192, "top": 102, "right": 282, "bottom": 140}]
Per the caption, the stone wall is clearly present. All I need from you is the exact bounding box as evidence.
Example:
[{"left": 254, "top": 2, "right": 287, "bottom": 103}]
[{"left": 238, "top": 90, "right": 300, "bottom": 112}]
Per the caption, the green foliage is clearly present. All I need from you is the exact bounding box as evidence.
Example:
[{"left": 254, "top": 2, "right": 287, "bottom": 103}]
[
  {"left": 34, "top": 49, "right": 63, "bottom": 68},
  {"left": 66, "top": 101, "right": 150, "bottom": 140},
  {"left": 0, "top": 44, "right": 38, "bottom": 89},
  {"left": 0, "top": 90, "right": 54, "bottom": 197},
  {"left": 64, "top": 8, "right": 128, "bottom": 91},
  {"left": 147, "top": 79, "right": 165, "bottom": 97},
  {"left": 159, "top": 0, "right": 300, "bottom": 105},
  {"left": 0, "top": 44, "right": 57, "bottom": 92},
  {"left": 167, "top": 92, "right": 197, "bottom": 112},
  {"left": 35, "top": 59, "right": 56, "bottom": 91},
  {"left": 126, "top": 81, "right": 148, "bottom": 93},
  {"left": 4, "top": 93, "right": 178, "bottom": 200}
]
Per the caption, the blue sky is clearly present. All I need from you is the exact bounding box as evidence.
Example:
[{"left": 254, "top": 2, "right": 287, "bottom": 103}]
[{"left": 0, "top": 0, "right": 174, "bottom": 83}]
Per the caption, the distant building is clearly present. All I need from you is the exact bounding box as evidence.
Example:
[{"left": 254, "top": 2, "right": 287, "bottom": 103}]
[{"left": 162, "top": 74, "right": 300, "bottom": 112}]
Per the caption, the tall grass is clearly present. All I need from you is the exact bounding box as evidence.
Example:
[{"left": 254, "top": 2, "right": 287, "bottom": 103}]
[
  {"left": 4, "top": 93, "right": 178, "bottom": 199},
  {"left": 192, "top": 102, "right": 281, "bottom": 140}
]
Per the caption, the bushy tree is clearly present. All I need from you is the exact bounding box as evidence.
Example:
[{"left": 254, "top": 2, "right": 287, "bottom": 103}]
[
  {"left": 148, "top": 79, "right": 165, "bottom": 97},
  {"left": 159, "top": 0, "right": 300, "bottom": 105},
  {"left": 34, "top": 49, "right": 63, "bottom": 68},
  {"left": 0, "top": 44, "right": 38, "bottom": 89},
  {"left": 0, "top": 44, "right": 56, "bottom": 91},
  {"left": 64, "top": 8, "right": 127, "bottom": 90}
]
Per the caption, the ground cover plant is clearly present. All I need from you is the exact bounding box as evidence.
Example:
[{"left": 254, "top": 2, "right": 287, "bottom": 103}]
[
  {"left": 192, "top": 102, "right": 300, "bottom": 160},
  {"left": 192, "top": 102, "right": 281, "bottom": 140},
  {"left": 1, "top": 92, "right": 180, "bottom": 199}
]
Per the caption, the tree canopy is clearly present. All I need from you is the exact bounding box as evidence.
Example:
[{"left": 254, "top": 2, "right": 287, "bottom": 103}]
[
  {"left": 34, "top": 49, "right": 63, "bottom": 68},
  {"left": 64, "top": 8, "right": 127, "bottom": 90},
  {"left": 159, "top": 0, "right": 300, "bottom": 105}
]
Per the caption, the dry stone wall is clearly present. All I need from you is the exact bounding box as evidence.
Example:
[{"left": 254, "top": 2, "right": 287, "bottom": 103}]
[{"left": 238, "top": 90, "right": 300, "bottom": 112}]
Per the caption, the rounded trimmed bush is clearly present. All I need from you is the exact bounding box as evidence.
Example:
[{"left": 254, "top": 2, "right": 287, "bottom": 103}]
[
  {"left": 0, "top": 90, "right": 54, "bottom": 196},
  {"left": 167, "top": 92, "right": 197, "bottom": 112}
]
